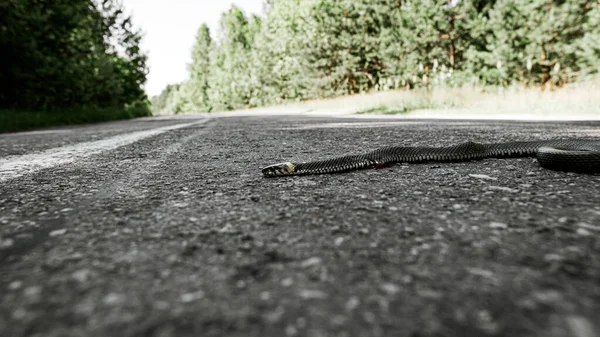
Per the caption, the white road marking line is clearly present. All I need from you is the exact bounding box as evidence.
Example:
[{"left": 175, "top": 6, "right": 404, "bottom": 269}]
[{"left": 0, "top": 119, "right": 209, "bottom": 182}]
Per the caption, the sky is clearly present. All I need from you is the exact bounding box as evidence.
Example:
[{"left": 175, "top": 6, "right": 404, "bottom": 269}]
[{"left": 121, "top": 0, "right": 265, "bottom": 97}]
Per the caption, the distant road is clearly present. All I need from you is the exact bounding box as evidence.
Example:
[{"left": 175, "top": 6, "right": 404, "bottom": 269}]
[{"left": 1, "top": 115, "right": 599, "bottom": 337}]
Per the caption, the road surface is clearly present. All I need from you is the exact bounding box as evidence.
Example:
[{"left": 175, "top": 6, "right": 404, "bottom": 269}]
[{"left": 1, "top": 115, "right": 599, "bottom": 337}]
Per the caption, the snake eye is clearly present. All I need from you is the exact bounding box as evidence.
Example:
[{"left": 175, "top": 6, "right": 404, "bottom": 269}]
[{"left": 262, "top": 162, "right": 295, "bottom": 176}]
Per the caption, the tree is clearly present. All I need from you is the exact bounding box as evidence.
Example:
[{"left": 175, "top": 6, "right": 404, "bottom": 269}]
[
  {"left": 207, "top": 6, "right": 256, "bottom": 111},
  {"left": 150, "top": 84, "right": 180, "bottom": 114},
  {"left": 99, "top": 0, "right": 149, "bottom": 105},
  {"left": 468, "top": 0, "right": 597, "bottom": 87},
  {"left": 575, "top": 1, "right": 600, "bottom": 80},
  {"left": 180, "top": 24, "right": 213, "bottom": 112},
  {"left": 523, "top": 0, "right": 597, "bottom": 86},
  {"left": 380, "top": 0, "right": 485, "bottom": 89},
  {"left": 0, "top": 0, "right": 148, "bottom": 110},
  {"left": 153, "top": 0, "right": 600, "bottom": 113},
  {"left": 305, "top": 0, "right": 390, "bottom": 96},
  {"left": 249, "top": 0, "right": 319, "bottom": 105}
]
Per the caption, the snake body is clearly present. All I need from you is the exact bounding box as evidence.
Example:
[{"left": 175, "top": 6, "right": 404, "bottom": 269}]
[{"left": 262, "top": 139, "right": 600, "bottom": 177}]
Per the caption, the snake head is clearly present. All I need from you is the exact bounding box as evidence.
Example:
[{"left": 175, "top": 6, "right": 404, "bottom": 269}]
[{"left": 262, "top": 162, "right": 296, "bottom": 177}]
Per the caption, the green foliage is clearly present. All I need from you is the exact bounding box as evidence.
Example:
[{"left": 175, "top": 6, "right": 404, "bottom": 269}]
[
  {"left": 158, "top": 0, "right": 600, "bottom": 114},
  {"left": 0, "top": 104, "right": 150, "bottom": 133},
  {"left": 576, "top": 2, "right": 600, "bottom": 78},
  {"left": 186, "top": 24, "right": 214, "bottom": 112},
  {"left": 466, "top": 0, "right": 598, "bottom": 86},
  {"left": 307, "top": 0, "right": 391, "bottom": 96},
  {"left": 100, "top": 0, "right": 148, "bottom": 105},
  {"left": 0, "top": 0, "right": 149, "bottom": 131},
  {"left": 356, "top": 105, "right": 413, "bottom": 114},
  {"left": 207, "top": 6, "right": 258, "bottom": 111},
  {"left": 249, "top": 0, "right": 319, "bottom": 105},
  {"left": 150, "top": 84, "right": 181, "bottom": 114}
]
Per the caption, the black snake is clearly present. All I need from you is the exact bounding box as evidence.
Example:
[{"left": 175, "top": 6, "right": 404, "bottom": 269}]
[{"left": 262, "top": 139, "right": 600, "bottom": 177}]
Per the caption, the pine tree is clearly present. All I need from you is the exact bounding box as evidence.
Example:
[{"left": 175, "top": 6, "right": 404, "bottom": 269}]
[
  {"left": 151, "top": 0, "right": 600, "bottom": 112},
  {"left": 208, "top": 6, "right": 255, "bottom": 111},
  {"left": 575, "top": 1, "right": 600, "bottom": 79},
  {"left": 307, "top": 0, "right": 392, "bottom": 96},
  {"left": 473, "top": 0, "right": 596, "bottom": 87},
  {"left": 184, "top": 24, "right": 213, "bottom": 112},
  {"left": 381, "top": 0, "right": 483, "bottom": 89},
  {"left": 151, "top": 84, "right": 180, "bottom": 114},
  {"left": 525, "top": 0, "right": 597, "bottom": 86},
  {"left": 249, "top": 0, "right": 319, "bottom": 105}
]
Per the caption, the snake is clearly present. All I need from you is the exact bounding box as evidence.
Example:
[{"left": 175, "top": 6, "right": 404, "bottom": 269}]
[{"left": 262, "top": 139, "right": 600, "bottom": 177}]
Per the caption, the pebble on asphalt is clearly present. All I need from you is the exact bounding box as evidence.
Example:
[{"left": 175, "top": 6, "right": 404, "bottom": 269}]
[{"left": 49, "top": 228, "right": 67, "bottom": 237}]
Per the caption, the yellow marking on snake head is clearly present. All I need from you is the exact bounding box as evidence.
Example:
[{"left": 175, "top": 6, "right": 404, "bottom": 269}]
[{"left": 262, "top": 162, "right": 296, "bottom": 177}]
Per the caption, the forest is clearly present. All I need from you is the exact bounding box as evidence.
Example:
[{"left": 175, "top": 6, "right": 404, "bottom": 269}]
[
  {"left": 1, "top": 0, "right": 599, "bottom": 130},
  {"left": 153, "top": 0, "right": 600, "bottom": 114},
  {"left": 0, "top": 0, "right": 149, "bottom": 132}
]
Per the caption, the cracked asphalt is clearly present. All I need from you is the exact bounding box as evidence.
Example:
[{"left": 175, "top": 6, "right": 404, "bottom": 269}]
[{"left": 1, "top": 115, "right": 600, "bottom": 337}]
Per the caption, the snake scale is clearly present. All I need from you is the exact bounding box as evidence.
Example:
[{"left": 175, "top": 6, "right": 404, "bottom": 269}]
[{"left": 262, "top": 139, "right": 600, "bottom": 177}]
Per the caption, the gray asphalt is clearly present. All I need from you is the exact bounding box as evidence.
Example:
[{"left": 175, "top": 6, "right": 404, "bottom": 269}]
[{"left": 1, "top": 115, "right": 600, "bottom": 337}]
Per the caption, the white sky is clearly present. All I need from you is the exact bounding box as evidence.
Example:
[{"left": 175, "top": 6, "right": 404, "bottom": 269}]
[{"left": 121, "top": 0, "right": 265, "bottom": 96}]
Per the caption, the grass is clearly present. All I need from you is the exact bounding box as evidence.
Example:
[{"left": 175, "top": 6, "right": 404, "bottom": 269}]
[
  {"left": 356, "top": 93, "right": 455, "bottom": 114},
  {"left": 245, "top": 77, "right": 598, "bottom": 119},
  {"left": 354, "top": 88, "right": 491, "bottom": 115},
  {"left": 0, "top": 105, "right": 151, "bottom": 133},
  {"left": 352, "top": 78, "right": 600, "bottom": 118}
]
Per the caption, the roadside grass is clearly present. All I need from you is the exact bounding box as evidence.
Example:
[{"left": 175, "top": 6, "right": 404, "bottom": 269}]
[
  {"left": 234, "top": 76, "right": 600, "bottom": 119},
  {"left": 353, "top": 78, "right": 600, "bottom": 118},
  {"left": 357, "top": 105, "right": 418, "bottom": 114},
  {"left": 0, "top": 105, "right": 151, "bottom": 133},
  {"left": 356, "top": 91, "right": 460, "bottom": 114},
  {"left": 355, "top": 87, "right": 475, "bottom": 114}
]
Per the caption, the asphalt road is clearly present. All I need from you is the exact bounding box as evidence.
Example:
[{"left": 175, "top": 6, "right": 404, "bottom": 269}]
[{"left": 1, "top": 115, "right": 600, "bottom": 337}]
